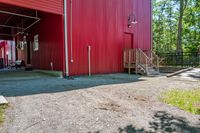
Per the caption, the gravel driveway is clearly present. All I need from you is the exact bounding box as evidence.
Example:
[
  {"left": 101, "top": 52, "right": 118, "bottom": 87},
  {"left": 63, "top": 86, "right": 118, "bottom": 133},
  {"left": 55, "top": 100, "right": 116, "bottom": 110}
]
[{"left": 0, "top": 71, "right": 199, "bottom": 133}]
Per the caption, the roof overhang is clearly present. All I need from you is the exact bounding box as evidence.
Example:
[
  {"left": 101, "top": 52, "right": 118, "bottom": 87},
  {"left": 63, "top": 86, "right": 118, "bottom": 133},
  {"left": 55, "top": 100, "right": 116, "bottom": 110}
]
[{"left": 0, "top": 3, "right": 40, "bottom": 40}]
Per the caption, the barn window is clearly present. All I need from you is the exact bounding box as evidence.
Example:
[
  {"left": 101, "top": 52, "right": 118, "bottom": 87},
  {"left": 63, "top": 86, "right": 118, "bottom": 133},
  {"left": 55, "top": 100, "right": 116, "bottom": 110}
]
[{"left": 33, "top": 34, "right": 39, "bottom": 51}]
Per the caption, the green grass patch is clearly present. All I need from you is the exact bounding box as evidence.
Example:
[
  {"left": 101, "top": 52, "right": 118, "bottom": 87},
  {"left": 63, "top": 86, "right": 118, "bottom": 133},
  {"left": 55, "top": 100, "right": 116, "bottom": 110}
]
[
  {"left": 0, "top": 104, "right": 8, "bottom": 124},
  {"left": 161, "top": 89, "right": 200, "bottom": 114},
  {"left": 0, "top": 71, "right": 50, "bottom": 79}
]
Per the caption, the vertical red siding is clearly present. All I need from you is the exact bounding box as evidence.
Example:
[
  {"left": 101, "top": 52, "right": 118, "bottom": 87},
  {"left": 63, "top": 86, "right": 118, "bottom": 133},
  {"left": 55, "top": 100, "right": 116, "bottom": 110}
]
[
  {"left": 0, "top": 0, "right": 63, "bottom": 15},
  {"left": 0, "top": 41, "right": 8, "bottom": 64},
  {"left": 2, "top": 0, "right": 151, "bottom": 75},
  {"left": 133, "top": 0, "right": 152, "bottom": 50},
  {"left": 0, "top": 41, "right": 6, "bottom": 59},
  {"left": 67, "top": 0, "right": 152, "bottom": 76},
  {"left": 27, "top": 13, "right": 64, "bottom": 70}
]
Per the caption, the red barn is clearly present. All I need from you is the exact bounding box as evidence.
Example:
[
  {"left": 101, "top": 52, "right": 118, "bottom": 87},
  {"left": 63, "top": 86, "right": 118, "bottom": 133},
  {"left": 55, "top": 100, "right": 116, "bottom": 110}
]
[
  {"left": 0, "top": 41, "right": 6, "bottom": 59},
  {"left": 0, "top": 0, "right": 152, "bottom": 76}
]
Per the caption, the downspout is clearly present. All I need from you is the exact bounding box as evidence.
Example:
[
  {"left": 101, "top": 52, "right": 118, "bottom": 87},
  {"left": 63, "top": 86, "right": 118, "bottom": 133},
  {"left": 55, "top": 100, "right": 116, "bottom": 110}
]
[
  {"left": 70, "top": 0, "right": 73, "bottom": 63},
  {"left": 150, "top": 0, "right": 153, "bottom": 51},
  {"left": 64, "top": 0, "right": 69, "bottom": 77},
  {"left": 3, "top": 43, "right": 6, "bottom": 66}
]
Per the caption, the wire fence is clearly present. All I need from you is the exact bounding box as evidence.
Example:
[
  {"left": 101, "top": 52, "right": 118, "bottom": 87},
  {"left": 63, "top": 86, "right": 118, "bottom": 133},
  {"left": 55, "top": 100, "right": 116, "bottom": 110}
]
[{"left": 158, "top": 52, "right": 200, "bottom": 67}]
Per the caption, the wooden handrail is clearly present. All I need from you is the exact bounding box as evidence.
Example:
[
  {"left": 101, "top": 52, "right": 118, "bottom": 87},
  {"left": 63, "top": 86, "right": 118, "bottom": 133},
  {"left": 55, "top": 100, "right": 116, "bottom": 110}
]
[
  {"left": 150, "top": 50, "right": 160, "bottom": 71},
  {"left": 136, "top": 49, "right": 150, "bottom": 74},
  {"left": 123, "top": 48, "right": 160, "bottom": 75},
  {"left": 136, "top": 49, "right": 160, "bottom": 74},
  {"left": 138, "top": 49, "right": 149, "bottom": 60}
]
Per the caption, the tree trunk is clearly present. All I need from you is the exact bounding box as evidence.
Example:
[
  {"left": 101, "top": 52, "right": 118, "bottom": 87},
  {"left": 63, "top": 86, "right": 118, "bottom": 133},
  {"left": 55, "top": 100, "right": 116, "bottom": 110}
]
[{"left": 177, "top": 0, "right": 184, "bottom": 53}]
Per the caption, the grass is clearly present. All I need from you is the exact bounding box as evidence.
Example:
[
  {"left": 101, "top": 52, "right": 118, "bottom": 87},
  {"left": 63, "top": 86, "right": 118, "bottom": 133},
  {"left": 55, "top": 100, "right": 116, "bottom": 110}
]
[
  {"left": 0, "top": 71, "right": 51, "bottom": 79},
  {"left": 161, "top": 89, "right": 200, "bottom": 115},
  {"left": 0, "top": 104, "right": 8, "bottom": 124}
]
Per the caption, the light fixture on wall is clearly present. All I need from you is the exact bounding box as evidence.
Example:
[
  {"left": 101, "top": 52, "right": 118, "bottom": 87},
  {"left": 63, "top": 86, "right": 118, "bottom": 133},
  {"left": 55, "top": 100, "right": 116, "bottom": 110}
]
[{"left": 128, "top": 13, "right": 138, "bottom": 28}]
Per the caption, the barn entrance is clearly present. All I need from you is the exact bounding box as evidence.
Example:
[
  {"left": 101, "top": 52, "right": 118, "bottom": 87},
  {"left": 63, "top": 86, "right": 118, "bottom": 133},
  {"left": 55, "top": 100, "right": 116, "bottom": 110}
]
[
  {"left": 0, "top": 3, "right": 40, "bottom": 69},
  {"left": 0, "top": 3, "right": 64, "bottom": 72}
]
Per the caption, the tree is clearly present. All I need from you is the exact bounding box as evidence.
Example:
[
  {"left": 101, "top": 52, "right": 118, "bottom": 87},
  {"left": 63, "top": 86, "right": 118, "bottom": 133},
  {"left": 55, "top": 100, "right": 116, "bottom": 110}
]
[
  {"left": 176, "top": 0, "right": 188, "bottom": 52},
  {"left": 153, "top": 0, "right": 200, "bottom": 53}
]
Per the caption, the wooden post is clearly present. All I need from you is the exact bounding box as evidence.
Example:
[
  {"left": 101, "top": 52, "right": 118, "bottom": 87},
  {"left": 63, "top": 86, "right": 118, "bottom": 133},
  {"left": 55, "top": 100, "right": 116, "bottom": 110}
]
[
  {"left": 88, "top": 45, "right": 91, "bottom": 76},
  {"left": 135, "top": 49, "right": 138, "bottom": 74},
  {"left": 145, "top": 58, "right": 148, "bottom": 75},
  {"left": 50, "top": 62, "right": 54, "bottom": 71},
  {"left": 123, "top": 49, "right": 126, "bottom": 68},
  {"left": 128, "top": 50, "right": 131, "bottom": 74},
  {"left": 157, "top": 56, "right": 160, "bottom": 72}
]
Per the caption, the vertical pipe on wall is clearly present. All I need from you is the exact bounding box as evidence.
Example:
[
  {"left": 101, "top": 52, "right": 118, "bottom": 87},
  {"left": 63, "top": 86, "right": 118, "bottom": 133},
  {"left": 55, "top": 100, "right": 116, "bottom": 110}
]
[
  {"left": 88, "top": 45, "right": 91, "bottom": 76},
  {"left": 150, "top": 0, "right": 153, "bottom": 51},
  {"left": 70, "top": 0, "right": 73, "bottom": 63},
  {"left": 64, "top": 0, "right": 69, "bottom": 76}
]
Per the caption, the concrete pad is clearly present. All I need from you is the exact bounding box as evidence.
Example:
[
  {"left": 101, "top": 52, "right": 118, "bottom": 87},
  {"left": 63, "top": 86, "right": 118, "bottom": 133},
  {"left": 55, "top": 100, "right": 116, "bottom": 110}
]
[
  {"left": 0, "top": 96, "right": 8, "bottom": 104},
  {"left": 33, "top": 70, "right": 62, "bottom": 77}
]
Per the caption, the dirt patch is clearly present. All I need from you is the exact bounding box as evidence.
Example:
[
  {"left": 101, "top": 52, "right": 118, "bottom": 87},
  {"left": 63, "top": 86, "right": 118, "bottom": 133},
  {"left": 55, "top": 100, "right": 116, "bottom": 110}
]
[
  {"left": 0, "top": 73, "right": 199, "bottom": 133},
  {"left": 97, "top": 101, "right": 122, "bottom": 112}
]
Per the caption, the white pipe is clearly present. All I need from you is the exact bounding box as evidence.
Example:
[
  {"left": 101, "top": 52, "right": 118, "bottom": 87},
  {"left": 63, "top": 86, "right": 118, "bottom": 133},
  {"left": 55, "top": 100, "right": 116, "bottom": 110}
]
[
  {"left": 88, "top": 45, "right": 91, "bottom": 76},
  {"left": 70, "top": 0, "right": 74, "bottom": 63},
  {"left": 14, "top": 19, "right": 40, "bottom": 37},
  {"left": 0, "top": 24, "right": 24, "bottom": 30},
  {"left": 0, "top": 10, "right": 40, "bottom": 20},
  {"left": 0, "top": 10, "right": 40, "bottom": 37},
  {"left": 64, "top": 0, "right": 69, "bottom": 76},
  {"left": 0, "top": 33, "right": 13, "bottom": 36},
  {"left": 24, "top": 19, "right": 40, "bottom": 31}
]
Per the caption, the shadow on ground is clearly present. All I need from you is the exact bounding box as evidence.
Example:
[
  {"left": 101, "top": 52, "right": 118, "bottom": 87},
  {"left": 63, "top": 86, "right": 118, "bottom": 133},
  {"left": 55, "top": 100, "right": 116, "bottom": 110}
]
[
  {"left": 0, "top": 71, "right": 144, "bottom": 97},
  {"left": 118, "top": 111, "right": 200, "bottom": 133}
]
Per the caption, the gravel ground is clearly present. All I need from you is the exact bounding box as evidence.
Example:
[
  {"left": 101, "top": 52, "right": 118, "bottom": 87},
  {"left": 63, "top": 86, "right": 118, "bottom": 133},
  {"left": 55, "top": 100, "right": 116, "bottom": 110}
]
[{"left": 0, "top": 70, "right": 199, "bottom": 133}]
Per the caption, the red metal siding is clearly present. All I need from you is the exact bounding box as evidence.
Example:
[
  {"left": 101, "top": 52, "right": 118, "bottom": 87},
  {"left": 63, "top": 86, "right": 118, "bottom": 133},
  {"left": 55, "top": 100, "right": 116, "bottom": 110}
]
[
  {"left": 0, "top": 41, "right": 5, "bottom": 59},
  {"left": 124, "top": 33, "right": 134, "bottom": 49},
  {"left": 133, "top": 0, "right": 152, "bottom": 50},
  {"left": 67, "top": 0, "right": 152, "bottom": 76},
  {"left": 28, "top": 14, "right": 64, "bottom": 70},
  {"left": 0, "top": 41, "right": 8, "bottom": 64},
  {"left": 0, "top": 0, "right": 63, "bottom": 15}
]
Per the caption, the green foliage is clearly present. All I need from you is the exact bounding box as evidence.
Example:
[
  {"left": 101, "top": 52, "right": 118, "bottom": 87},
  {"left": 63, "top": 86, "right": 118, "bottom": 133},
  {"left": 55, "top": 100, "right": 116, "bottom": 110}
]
[
  {"left": 161, "top": 89, "right": 200, "bottom": 114},
  {"left": 0, "top": 104, "right": 8, "bottom": 124},
  {"left": 153, "top": 0, "right": 200, "bottom": 53}
]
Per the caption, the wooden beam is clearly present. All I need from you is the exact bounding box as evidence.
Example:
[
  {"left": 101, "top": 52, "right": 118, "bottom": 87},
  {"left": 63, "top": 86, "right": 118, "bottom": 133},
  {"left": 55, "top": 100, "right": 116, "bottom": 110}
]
[{"left": 166, "top": 67, "right": 193, "bottom": 78}]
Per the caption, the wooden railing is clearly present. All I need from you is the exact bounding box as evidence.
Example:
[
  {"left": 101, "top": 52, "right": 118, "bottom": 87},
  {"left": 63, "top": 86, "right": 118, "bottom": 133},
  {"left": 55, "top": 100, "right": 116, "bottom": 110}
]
[
  {"left": 123, "top": 48, "right": 160, "bottom": 75},
  {"left": 151, "top": 50, "right": 160, "bottom": 71},
  {"left": 143, "top": 50, "right": 160, "bottom": 71},
  {"left": 123, "top": 49, "right": 136, "bottom": 74},
  {"left": 136, "top": 49, "right": 151, "bottom": 74}
]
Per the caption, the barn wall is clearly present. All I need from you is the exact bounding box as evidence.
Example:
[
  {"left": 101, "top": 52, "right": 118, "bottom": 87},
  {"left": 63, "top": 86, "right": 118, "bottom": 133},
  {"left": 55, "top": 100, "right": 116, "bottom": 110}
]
[
  {"left": 0, "top": 41, "right": 6, "bottom": 59},
  {"left": 28, "top": 13, "right": 64, "bottom": 71},
  {"left": 0, "top": 41, "right": 8, "bottom": 64},
  {"left": 0, "top": 0, "right": 63, "bottom": 15},
  {"left": 67, "top": 0, "right": 152, "bottom": 75},
  {"left": 133, "top": 0, "right": 152, "bottom": 50}
]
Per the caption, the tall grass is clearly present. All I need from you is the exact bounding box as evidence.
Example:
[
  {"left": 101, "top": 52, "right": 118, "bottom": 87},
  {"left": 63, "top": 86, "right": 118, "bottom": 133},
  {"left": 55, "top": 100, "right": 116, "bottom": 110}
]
[
  {"left": 161, "top": 89, "right": 200, "bottom": 114},
  {"left": 0, "top": 104, "right": 8, "bottom": 124}
]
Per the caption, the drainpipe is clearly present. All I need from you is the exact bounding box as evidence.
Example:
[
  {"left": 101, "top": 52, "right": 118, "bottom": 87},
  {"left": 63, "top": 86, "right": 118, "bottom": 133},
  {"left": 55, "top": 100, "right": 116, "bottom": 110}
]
[
  {"left": 64, "top": 0, "right": 69, "bottom": 77},
  {"left": 70, "top": 0, "right": 74, "bottom": 63},
  {"left": 88, "top": 45, "right": 91, "bottom": 76}
]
